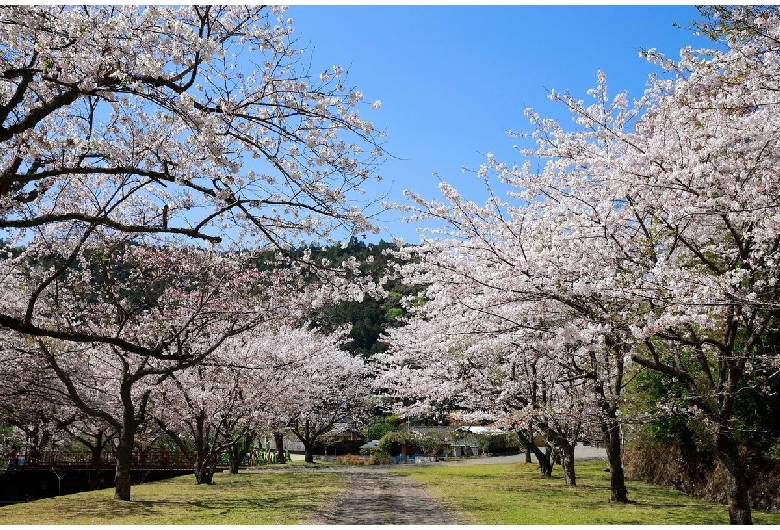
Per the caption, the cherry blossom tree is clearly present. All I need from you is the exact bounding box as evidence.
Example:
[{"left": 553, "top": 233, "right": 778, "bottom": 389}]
[
  {"left": 2, "top": 238, "right": 377, "bottom": 496},
  {"left": 61, "top": 418, "right": 118, "bottom": 468},
  {"left": 0, "top": 5, "right": 385, "bottom": 501},
  {"left": 155, "top": 321, "right": 372, "bottom": 472},
  {"left": 618, "top": 24, "right": 780, "bottom": 525},
  {"left": 0, "top": 327, "right": 124, "bottom": 472},
  {"left": 7, "top": 244, "right": 294, "bottom": 499},
  {"left": 509, "top": 17, "right": 780, "bottom": 523},
  {"left": 0, "top": 338, "right": 85, "bottom": 458},
  {"left": 151, "top": 325, "right": 320, "bottom": 483},
  {"left": 392, "top": 7, "right": 780, "bottom": 523},
  {"left": 385, "top": 181, "right": 637, "bottom": 500},
  {"left": 280, "top": 331, "right": 372, "bottom": 463},
  {"left": 375, "top": 279, "right": 597, "bottom": 486},
  {"left": 0, "top": 4, "right": 384, "bottom": 351},
  {"left": 153, "top": 356, "right": 260, "bottom": 484}
]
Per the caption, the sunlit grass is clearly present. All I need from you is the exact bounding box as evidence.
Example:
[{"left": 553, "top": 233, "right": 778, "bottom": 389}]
[
  {"left": 3, "top": 460, "right": 778, "bottom": 525},
  {"left": 0, "top": 470, "right": 347, "bottom": 525},
  {"left": 391, "top": 460, "right": 780, "bottom": 525}
]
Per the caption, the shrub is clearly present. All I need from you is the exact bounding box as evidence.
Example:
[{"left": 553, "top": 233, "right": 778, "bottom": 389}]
[
  {"left": 624, "top": 426, "right": 780, "bottom": 512},
  {"left": 377, "top": 431, "right": 418, "bottom": 456},
  {"left": 335, "top": 453, "right": 392, "bottom": 466},
  {"left": 364, "top": 420, "right": 398, "bottom": 442},
  {"left": 475, "top": 432, "right": 521, "bottom": 455}
]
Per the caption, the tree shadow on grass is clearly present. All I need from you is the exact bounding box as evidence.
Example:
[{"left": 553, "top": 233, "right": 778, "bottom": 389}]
[
  {"left": 53, "top": 491, "right": 325, "bottom": 524},
  {"left": 55, "top": 499, "right": 158, "bottom": 522}
]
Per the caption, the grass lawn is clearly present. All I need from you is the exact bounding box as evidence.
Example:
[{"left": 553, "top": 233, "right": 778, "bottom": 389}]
[
  {"left": 391, "top": 460, "right": 780, "bottom": 525},
  {"left": 3, "top": 460, "right": 779, "bottom": 525},
  {"left": 0, "top": 469, "right": 347, "bottom": 525}
]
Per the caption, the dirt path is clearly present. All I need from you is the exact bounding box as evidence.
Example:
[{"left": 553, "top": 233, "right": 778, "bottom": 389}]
[
  {"left": 310, "top": 448, "right": 607, "bottom": 524},
  {"left": 314, "top": 468, "right": 458, "bottom": 525}
]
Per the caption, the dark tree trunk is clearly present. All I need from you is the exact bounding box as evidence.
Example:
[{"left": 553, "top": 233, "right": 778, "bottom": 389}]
[
  {"left": 194, "top": 455, "right": 216, "bottom": 485},
  {"left": 715, "top": 428, "right": 752, "bottom": 525},
  {"left": 559, "top": 440, "right": 576, "bottom": 486},
  {"left": 551, "top": 446, "right": 562, "bottom": 466},
  {"left": 227, "top": 432, "right": 254, "bottom": 474},
  {"left": 602, "top": 419, "right": 628, "bottom": 503},
  {"left": 534, "top": 420, "right": 578, "bottom": 486},
  {"left": 273, "top": 431, "right": 286, "bottom": 465},
  {"left": 87, "top": 431, "right": 108, "bottom": 468},
  {"left": 114, "top": 389, "right": 136, "bottom": 501},
  {"left": 537, "top": 449, "right": 553, "bottom": 477},
  {"left": 291, "top": 419, "right": 322, "bottom": 464},
  {"left": 516, "top": 430, "right": 552, "bottom": 477},
  {"left": 193, "top": 412, "right": 216, "bottom": 485},
  {"left": 114, "top": 415, "right": 135, "bottom": 500},
  {"left": 227, "top": 441, "right": 243, "bottom": 474},
  {"left": 114, "top": 438, "right": 133, "bottom": 500},
  {"left": 228, "top": 445, "right": 241, "bottom": 474},
  {"left": 91, "top": 446, "right": 103, "bottom": 468}
]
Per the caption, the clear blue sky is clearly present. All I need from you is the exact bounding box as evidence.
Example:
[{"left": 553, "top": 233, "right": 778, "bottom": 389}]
[{"left": 286, "top": 5, "right": 706, "bottom": 244}]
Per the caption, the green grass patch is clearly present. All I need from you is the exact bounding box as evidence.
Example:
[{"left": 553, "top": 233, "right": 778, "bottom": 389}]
[
  {"left": 0, "top": 470, "right": 347, "bottom": 525},
  {"left": 5, "top": 461, "right": 778, "bottom": 525},
  {"left": 391, "top": 460, "right": 780, "bottom": 525}
]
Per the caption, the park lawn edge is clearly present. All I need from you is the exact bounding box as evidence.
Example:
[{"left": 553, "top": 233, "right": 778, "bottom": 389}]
[
  {"left": 0, "top": 469, "right": 348, "bottom": 525},
  {"left": 389, "top": 459, "right": 780, "bottom": 525}
]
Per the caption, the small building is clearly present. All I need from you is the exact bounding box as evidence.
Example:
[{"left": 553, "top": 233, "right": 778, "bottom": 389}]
[
  {"left": 279, "top": 423, "right": 365, "bottom": 458},
  {"left": 405, "top": 426, "right": 484, "bottom": 458},
  {"left": 317, "top": 423, "right": 365, "bottom": 456}
]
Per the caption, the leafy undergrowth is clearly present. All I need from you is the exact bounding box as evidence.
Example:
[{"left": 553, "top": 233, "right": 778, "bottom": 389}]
[
  {"left": 0, "top": 470, "right": 347, "bottom": 525},
  {"left": 391, "top": 460, "right": 780, "bottom": 525}
]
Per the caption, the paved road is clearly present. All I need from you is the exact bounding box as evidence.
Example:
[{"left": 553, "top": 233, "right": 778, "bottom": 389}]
[{"left": 475, "top": 445, "right": 608, "bottom": 465}]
